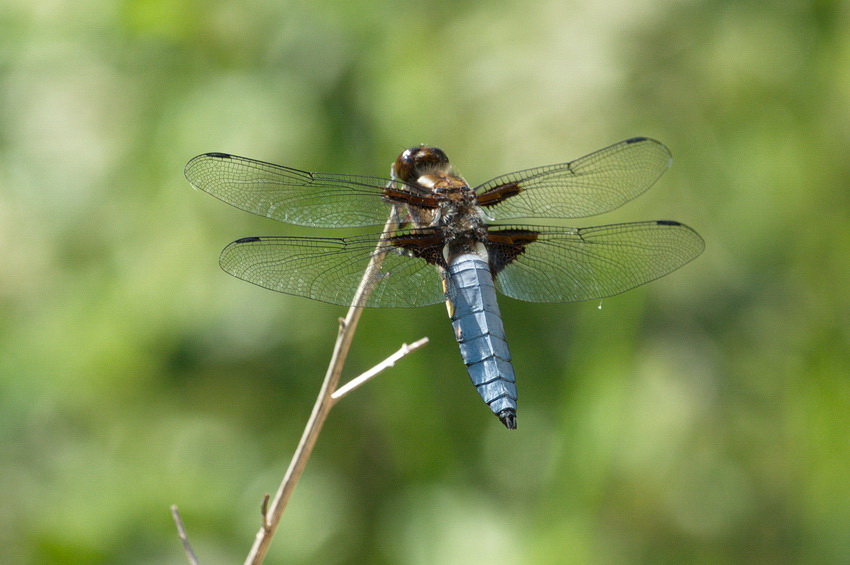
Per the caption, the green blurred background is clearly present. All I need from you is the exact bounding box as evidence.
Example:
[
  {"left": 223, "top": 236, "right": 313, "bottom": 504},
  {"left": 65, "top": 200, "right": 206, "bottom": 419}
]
[{"left": 2, "top": 0, "right": 848, "bottom": 563}]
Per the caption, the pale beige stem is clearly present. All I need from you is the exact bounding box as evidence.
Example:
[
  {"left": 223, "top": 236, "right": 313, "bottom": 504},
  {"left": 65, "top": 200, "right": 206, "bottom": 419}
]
[{"left": 243, "top": 213, "right": 425, "bottom": 565}]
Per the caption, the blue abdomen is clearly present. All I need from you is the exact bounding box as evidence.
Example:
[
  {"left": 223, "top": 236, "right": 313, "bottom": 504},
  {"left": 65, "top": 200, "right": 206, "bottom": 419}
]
[{"left": 446, "top": 254, "right": 518, "bottom": 429}]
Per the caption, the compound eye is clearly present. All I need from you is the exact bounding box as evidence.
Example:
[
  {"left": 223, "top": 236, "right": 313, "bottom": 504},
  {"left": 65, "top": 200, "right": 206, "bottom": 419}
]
[{"left": 393, "top": 148, "right": 419, "bottom": 183}]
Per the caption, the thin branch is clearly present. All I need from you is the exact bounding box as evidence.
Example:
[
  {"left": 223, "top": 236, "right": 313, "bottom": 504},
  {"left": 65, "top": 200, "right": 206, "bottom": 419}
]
[
  {"left": 243, "top": 214, "right": 428, "bottom": 565},
  {"left": 332, "top": 337, "right": 429, "bottom": 401},
  {"left": 171, "top": 505, "right": 200, "bottom": 565},
  {"left": 260, "top": 495, "right": 271, "bottom": 531}
]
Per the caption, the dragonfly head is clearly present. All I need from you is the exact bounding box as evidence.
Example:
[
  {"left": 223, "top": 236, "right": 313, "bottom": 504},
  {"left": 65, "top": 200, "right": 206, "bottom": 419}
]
[{"left": 393, "top": 145, "right": 451, "bottom": 184}]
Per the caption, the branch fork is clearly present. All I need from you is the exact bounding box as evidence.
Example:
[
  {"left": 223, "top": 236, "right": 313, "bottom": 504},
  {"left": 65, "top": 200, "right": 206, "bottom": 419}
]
[{"left": 173, "top": 215, "right": 428, "bottom": 565}]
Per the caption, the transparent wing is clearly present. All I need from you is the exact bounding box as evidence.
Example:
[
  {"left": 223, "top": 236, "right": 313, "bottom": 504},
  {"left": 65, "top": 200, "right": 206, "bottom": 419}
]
[
  {"left": 218, "top": 234, "right": 446, "bottom": 308},
  {"left": 185, "top": 153, "right": 398, "bottom": 228},
  {"left": 475, "top": 138, "right": 673, "bottom": 220},
  {"left": 491, "top": 220, "right": 704, "bottom": 302}
]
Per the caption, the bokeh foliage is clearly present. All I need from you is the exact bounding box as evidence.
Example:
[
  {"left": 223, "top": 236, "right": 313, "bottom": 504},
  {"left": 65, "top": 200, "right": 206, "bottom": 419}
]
[{"left": 1, "top": 0, "right": 848, "bottom": 563}]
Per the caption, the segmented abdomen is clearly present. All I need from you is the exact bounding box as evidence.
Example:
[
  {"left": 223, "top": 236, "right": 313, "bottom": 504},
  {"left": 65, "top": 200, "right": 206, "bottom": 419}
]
[{"left": 446, "top": 254, "right": 518, "bottom": 429}]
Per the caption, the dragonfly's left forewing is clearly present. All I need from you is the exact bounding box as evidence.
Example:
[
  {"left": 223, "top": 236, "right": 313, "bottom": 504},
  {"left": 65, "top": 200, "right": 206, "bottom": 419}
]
[{"left": 475, "top": 138, "right": 672, "bottom": 220}]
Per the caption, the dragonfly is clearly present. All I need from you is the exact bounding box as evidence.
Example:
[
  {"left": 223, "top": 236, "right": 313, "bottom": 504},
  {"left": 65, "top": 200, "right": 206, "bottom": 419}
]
[{"left": 185, "top": 137, "right": 704, "bottom": 429}]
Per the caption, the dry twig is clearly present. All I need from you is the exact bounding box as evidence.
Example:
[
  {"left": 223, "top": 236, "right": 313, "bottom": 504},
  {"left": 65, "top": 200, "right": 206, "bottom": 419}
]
[
  {"left": 241, "top": 216, "right": 427, "bottom": 565},
  {"left": 172, "top": 214, "right": 427, "bottom": 565},
  {"left": 171, "top": 505, "right": 199, "bottom": 565}
]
